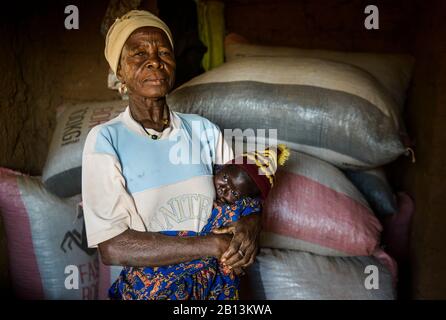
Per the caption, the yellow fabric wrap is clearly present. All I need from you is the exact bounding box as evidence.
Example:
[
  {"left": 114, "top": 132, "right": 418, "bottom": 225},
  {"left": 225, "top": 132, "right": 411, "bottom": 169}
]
[
  {"left": 104, "top": 10, "right": 174, "bottom": 75},
  {"left": 197, "top": 1, "right": 225, "bottom": 71}
]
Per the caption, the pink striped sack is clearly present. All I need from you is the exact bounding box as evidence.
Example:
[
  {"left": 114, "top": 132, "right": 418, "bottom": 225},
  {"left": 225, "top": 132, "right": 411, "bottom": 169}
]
[
  {"left": 97, "top": 259, "right": 122, "bottom": 300},
  {"left": 0, "top": 168, "right": 99, "bottom": 299},
  {"left": 260, "top": 150, "right": 383, "bottom": 257}
]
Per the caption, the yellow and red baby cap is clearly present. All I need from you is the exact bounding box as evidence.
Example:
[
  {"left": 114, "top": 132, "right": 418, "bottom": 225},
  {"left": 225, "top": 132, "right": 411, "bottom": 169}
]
[{"left": 228, "top": 144, "right": 290, "bottom": 200}]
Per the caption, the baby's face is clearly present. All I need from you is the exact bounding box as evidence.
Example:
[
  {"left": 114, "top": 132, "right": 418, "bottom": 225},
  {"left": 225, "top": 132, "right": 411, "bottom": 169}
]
[{"left": 213, "top": 165, "right": 254, "bottom": 205}]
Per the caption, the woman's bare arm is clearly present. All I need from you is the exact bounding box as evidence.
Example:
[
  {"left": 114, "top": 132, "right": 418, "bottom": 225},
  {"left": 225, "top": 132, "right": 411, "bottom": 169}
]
[{"left": 98, "top": 229, "right": 231, "bottom": 267}]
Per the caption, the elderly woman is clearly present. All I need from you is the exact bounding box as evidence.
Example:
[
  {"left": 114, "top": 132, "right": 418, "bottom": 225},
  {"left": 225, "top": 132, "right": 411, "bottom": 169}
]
[{"left": 81, "top": 10, "right": 262, "bottom": 299}]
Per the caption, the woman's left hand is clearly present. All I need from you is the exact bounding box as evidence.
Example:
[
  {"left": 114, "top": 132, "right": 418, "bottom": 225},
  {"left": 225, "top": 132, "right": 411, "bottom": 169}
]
[{"left": 212, "top": 214, "right": 262, "bottom": 269}]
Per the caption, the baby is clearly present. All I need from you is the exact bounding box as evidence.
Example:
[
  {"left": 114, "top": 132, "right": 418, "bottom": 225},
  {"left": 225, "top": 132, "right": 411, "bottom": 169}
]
[
  {"left": 202, "top": 163, "right": 264, "bottom": 276},
  {"left": 109, "top": 145, "right": 289, "bottom": 300},
  {"left": 214, "top": 164, "right": 261, "bottom": 205}
]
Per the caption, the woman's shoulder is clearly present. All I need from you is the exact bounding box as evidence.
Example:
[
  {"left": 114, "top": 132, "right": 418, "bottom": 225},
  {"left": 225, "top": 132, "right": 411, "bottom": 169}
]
[
  {"left": 173, "top": 111, "right": 220, "bottom": 131},
  {"left": 84, "top": 111, "right": 126, "bottom": 150}
]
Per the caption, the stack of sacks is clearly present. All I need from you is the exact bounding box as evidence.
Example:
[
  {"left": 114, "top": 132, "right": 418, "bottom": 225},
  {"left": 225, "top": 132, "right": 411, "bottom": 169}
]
[
  {"left": 41, "top": 100, "right": 128, "bottom": 299},
  {"left": 223, "top": 38, "right": 412, "bottom": 218},
  {"left": 246, "top": 249, "right": 395, "bottom": 300},
  {"left": 42, "top": 100, "right": 127, "bottom": 197},
  {"left": 255, "top": 146, "right": 397, "bottom": 299},
  {"left": 168, "top": 46, "right": 414, "bottom": 169},
  {"left": 0, "top": 101, "right": 127, "bottom": 300},
  {"left": 166, "top": 39, "right": 415, "bottom": 299},
  {"left": 0, "top": 168, "right": 99, "bottom": 299}
]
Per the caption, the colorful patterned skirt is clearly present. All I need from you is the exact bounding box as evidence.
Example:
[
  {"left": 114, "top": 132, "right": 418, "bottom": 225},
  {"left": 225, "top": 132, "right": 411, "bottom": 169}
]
[{"left": 108, "top": 197, "right": 261, "bottom": 300}]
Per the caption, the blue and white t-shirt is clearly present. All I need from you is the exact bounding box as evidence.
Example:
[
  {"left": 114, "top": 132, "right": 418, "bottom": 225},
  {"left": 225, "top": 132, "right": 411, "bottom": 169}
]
[{"left": 82, "top": 106, "right": 233, "bottom": 248}]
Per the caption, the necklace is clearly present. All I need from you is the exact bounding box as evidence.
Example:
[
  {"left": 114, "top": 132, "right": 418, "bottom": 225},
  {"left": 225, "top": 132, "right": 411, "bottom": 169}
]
[
  {"left": 139, "top": 118, "right": 170, "bottom": 140},
  {"left": 131, "top": 106, "right": 170, "bottom": 140}
]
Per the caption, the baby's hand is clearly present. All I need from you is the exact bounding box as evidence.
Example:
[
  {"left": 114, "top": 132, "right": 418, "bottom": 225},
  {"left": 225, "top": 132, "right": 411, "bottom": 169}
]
[
  {"left": 232, "top": 266, "right": 245, "bottom": 276},
  {"left": 222, "top": 263, "right": 245, "bottom": 276}
]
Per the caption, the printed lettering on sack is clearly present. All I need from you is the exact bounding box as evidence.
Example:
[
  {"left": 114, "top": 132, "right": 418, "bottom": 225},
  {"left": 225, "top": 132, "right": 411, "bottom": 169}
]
[
  {"left": 61, "top": 106, "right": 125, "bottom": 147},
  {"left": 62, "top": 211, "right": 99, "bottom": 299}
]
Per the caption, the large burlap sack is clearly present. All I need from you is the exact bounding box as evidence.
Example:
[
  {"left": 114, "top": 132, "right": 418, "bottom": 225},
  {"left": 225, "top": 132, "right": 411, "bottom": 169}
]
[
  {"left": 381, "top": 192, "right": 414, "bottom": 264},
  {"left": 42, "top": 100, "right": 127, "bottom": 198},
  {"left": 343, "top": 168, "right": 398, "bottom": 216},
  {"left": 0, "top": 168, "right": 99, "bottom": 299},
  {"left": 246, "top": 248, "right": 396, "bottom": 300},
  {"left": 260, "top": 149, "right": 382, "bottom": 256},
  {"left": 168, "top": 57, "right": 408, "bottom": 169},
  {"left": 225, "top": 40, "right": 414, "bottom": 107}
]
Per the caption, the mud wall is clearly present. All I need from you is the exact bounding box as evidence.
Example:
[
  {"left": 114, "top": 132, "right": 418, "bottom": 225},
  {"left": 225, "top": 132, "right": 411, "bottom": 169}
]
[
  {"left": 388, "top": 0, "right": 446, "bottom": 299},
  {"left": 225, "top": 0, "right": 416, "bottom": 53},
  {"left": 0, "top": 0, "right": 118, "bottom": 289},
  {"left": 0, "top": 1, "right": 117, "bottom": 175}
]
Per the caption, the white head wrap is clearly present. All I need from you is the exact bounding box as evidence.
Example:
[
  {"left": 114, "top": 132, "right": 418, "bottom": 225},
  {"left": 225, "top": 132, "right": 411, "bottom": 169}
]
[{"left": 105, "top": 10, "right": 174, "bottom": 74}]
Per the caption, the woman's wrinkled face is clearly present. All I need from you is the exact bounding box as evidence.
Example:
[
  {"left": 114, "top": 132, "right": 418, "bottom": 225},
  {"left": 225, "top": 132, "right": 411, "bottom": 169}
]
[{"left": 118, "top": 26, "right": 176, "bottom": 98}]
